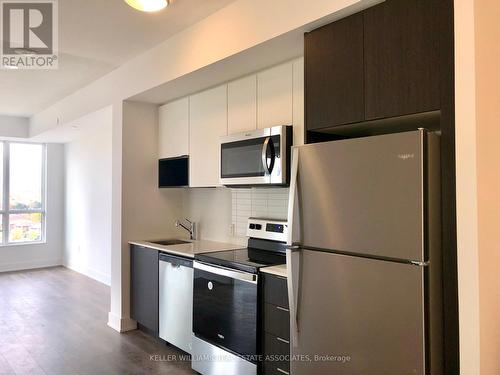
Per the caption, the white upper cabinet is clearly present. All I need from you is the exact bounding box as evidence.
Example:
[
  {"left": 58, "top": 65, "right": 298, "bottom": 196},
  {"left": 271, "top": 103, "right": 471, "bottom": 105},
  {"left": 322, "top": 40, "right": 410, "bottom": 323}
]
[
  {"left": 157, "top": 58, "right": 303, "bottom": 187},
  {"left": 257, "top": 62, "right": 294, "bottom": 129},
  {"left": 189, "top": 85, "right": 228, "bottom": 187},
  {"left": 158, "top": 97, "right": 189, "bottom": 159},
  {"left": 228, "top": 75, "right": 257, "bottom": 134}
]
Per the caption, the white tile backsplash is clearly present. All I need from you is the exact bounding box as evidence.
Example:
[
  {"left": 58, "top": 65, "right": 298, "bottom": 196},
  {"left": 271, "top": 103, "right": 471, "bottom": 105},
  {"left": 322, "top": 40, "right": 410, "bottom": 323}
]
[{"left": 231, "top": 188, "right": 289, "bottom": 237}]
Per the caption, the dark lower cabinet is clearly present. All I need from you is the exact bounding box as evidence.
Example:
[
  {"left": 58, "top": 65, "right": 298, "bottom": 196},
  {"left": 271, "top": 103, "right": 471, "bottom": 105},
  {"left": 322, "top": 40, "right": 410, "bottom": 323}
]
[
  {"left": 262, "top": 274, "right": 290, "bottom": 375},
  {"left": 363, "top": 0, "right": 441, "bottom": 120},
  {"left": 130, "top": 245, "right": 159, "bottom": 335},
  {"left": 305, "top": 12, "right": 364, "bottom": 130},
  {"left": 263, "top": 304, "right": 290, "bottom": 341},
  {"left": 262, "top": 272, "right": 289, "bottom": 308}
]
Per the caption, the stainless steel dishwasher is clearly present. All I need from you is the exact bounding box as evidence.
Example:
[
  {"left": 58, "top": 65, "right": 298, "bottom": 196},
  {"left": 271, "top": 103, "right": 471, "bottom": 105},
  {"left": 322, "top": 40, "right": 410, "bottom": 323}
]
[{"left": 159, "top": 252, "right": 193, "bottom": 354}]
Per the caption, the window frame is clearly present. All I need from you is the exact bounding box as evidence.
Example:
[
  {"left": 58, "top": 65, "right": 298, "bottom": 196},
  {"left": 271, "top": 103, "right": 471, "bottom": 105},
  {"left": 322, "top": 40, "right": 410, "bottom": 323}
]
[{"left": 0, "top": 141, "right": 47, "bottom": 246}]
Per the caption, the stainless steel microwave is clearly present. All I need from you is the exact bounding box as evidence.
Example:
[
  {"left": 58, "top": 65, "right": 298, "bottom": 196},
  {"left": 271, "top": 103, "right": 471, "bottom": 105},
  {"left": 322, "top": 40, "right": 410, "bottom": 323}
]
[{"left": 220, "top": 125, "right": 293, "bottom": 186}]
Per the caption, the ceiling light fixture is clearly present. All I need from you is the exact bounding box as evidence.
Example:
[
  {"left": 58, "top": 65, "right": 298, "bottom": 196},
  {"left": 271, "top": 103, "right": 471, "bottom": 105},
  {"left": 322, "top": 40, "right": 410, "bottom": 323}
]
[{"left": 124, "top": 0, "right": 169, "bottom": 12}]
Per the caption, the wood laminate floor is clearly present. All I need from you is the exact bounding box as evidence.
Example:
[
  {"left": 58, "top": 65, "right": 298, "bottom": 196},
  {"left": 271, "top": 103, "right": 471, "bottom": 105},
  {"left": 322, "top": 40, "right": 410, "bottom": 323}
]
[{"left": 0, "top": 266, "right": 196, "bottom": 375}]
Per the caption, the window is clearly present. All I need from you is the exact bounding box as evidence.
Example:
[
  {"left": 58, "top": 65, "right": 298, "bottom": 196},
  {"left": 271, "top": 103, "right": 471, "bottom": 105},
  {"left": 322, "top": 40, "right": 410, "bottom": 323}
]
[{"left": 0, "top": 142, "right": 46, "bottom": 245}]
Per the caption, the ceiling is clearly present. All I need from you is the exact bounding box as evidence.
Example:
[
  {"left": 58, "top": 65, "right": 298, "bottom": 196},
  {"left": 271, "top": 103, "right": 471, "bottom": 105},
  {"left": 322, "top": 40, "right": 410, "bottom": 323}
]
[{"left": 0, "top": 0, "right": 236, "bottom": 117}]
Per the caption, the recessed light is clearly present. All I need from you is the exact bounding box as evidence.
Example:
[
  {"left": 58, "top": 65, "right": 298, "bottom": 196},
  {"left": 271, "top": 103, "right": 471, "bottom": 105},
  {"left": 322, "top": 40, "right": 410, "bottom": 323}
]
[{"left": 124, "top": 0, "right": 169, "bottom": 12}]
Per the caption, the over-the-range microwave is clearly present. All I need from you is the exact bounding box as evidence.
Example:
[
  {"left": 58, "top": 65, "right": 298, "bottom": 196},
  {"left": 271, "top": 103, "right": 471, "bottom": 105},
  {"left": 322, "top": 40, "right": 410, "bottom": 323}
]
[{"left": 220, "top": 125, "right": 293, "bottom": 187}]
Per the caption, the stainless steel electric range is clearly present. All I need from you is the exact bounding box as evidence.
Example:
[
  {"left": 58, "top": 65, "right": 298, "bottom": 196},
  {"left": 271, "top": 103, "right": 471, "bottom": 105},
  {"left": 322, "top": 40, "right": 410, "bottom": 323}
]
[{"left": 191, "top": 218, "right": 288, "bottom": 375}]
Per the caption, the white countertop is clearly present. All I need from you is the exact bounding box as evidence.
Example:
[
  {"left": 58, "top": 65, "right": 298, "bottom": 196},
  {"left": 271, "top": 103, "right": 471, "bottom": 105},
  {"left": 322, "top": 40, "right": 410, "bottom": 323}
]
[
  {"left": 260, "top": 264, "right": 287, "bottom": 278},
  {"left": 129, "top": 239, "right": 243, "bottom": 258}
]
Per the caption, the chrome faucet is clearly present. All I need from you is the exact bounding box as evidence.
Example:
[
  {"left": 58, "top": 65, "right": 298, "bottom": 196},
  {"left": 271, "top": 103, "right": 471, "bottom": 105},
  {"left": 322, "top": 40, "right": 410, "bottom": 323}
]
[{"left": 175, "top": 218, "right": 197, "bottom": 240}]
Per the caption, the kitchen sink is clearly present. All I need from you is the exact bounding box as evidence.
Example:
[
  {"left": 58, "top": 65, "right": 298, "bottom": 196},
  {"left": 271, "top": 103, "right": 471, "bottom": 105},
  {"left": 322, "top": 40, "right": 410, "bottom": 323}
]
[{"left": 150, "top": 239, "right": 191, "bottom": 246}]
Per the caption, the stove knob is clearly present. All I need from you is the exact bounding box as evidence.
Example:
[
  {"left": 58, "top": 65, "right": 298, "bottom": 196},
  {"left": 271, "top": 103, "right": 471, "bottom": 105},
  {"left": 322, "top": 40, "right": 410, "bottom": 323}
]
[{"left": 208, "top": 281, "right": 213, "bottom": 290}]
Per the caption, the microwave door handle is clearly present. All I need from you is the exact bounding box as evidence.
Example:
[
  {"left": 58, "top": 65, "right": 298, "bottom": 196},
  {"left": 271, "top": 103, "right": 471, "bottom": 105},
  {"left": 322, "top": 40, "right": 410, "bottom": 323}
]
[
  {"left": 261, "top": 136, "right": 276, "bottom": 175},
  {"left": 261, "top": 136, "right": 271, "bottom": 174}
]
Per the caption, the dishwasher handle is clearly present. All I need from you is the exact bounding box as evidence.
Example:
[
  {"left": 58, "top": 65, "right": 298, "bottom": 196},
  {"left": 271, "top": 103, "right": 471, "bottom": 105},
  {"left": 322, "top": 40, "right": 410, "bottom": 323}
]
[{"left": 159, "top": 253, "right": 193, "bottom": 268}]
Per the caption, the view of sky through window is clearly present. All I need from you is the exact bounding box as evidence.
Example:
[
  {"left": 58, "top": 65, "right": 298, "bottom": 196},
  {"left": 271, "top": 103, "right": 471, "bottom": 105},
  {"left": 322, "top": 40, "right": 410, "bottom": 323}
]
[{"left": 9, "top": 143, "right": 43, "bottom": 210}]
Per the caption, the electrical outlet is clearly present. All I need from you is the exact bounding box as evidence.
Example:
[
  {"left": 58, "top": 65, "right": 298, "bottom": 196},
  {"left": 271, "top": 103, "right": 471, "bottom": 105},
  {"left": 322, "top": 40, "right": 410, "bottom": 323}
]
[{"left": 228, "top": 224, "right": 235, "bottom": 237}]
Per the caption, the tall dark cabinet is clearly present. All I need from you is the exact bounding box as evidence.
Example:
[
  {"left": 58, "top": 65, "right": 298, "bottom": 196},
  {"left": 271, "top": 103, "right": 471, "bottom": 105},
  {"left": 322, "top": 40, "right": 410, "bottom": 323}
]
[
  {"left": 363, "top": 0, "right": 441, "bottom": 120},
  {"left": 303, "top": 0, "right": 458, "bottom": 373},
  {"left": 305, "top": 13, "right": 364, "bottom": 130}
]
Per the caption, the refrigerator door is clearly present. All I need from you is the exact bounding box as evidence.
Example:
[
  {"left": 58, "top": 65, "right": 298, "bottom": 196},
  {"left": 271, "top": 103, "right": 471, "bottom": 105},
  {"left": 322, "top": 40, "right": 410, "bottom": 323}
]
[
  {"left": 294, "top": 130, "right": 425, "bottom": 262},
  {"left": 291, "top": 249, "right": 425, "bottom": 375}
]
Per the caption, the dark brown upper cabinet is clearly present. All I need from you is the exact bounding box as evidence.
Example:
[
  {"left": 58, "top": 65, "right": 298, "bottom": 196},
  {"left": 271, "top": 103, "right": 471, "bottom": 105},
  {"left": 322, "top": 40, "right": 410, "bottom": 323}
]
[
  {"left": 305, "top": 12, "right": 364, "bottom": 130},
  {"left": 363, "top": 0, "right": 441, "bottom": 120},
  {"left": 305, "top": 0, "right": 443, "bottom": 134}
]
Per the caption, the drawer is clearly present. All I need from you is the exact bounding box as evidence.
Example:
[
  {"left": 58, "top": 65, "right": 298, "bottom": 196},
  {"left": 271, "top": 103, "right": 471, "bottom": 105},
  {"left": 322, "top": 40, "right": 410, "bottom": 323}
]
[
  {"left": 263, "top": 274, "right": 289, "bottom": 308},
  {"left": 264, "top": 362, "right": 290, "bottom": 375},
  {"left": 264, "top": 333, "right": 290, "bottom": 372},
  {"left": 264, "top": 303, "right": 290, "bottom": 340}
]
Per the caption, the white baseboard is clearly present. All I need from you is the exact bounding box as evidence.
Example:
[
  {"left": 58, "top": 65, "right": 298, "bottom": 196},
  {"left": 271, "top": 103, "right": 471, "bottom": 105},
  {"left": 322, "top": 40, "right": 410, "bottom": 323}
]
[
  {"left": 0, "top": 258, "right": 62, "bottom": 273},
  {"left": 107, "top": 312, "right": 137, "bottom": 333},
  {"left": 64, "top": 261, "right": 111, "bottom": 286}
]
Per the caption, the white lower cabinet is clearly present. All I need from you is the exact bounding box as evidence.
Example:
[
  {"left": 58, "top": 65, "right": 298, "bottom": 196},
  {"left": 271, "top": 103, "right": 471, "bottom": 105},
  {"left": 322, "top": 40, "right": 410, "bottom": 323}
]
[{"left": 189, "top": 85, "right": 228, "bottom": 187}]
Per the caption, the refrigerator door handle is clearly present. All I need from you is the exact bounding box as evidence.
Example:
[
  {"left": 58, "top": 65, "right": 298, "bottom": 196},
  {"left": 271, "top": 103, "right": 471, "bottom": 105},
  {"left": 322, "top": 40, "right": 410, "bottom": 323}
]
[
  {"left": 286, "top": 248, "right": 300, "bottom": 348},
  {"left": 286, "top": 147, "right": 301, "bottom": 347},
  {"left": 287, "top": 147, "right": 300, "bottom": 246}
]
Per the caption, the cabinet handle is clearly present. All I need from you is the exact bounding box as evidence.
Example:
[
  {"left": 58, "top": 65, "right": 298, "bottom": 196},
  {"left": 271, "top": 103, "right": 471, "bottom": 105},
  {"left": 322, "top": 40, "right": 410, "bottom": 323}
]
[
  {"left": 276, "top": 306, "right": 289, "bottom": 312},
  {"left": 276, "top": 368, "right": 290, "bottom": 375},
  {"left": 276, "top": 337, "right": 290, "bottom": 344}
]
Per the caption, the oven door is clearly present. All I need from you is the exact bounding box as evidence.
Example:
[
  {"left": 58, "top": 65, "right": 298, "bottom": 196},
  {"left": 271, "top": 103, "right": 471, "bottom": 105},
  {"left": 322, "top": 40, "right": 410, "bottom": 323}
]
[
  {"left": 220, "top": 125, "right": 291, "bottom": 186},
  {"left": 193, "top": 261, "right": 258, "bottom": 357}
]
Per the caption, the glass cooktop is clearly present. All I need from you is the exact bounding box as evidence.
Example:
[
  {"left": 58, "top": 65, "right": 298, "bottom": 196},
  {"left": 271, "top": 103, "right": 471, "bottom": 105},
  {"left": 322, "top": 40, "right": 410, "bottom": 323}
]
[{"left": 195, "top": 247, "right": 286, "bottom": 274}]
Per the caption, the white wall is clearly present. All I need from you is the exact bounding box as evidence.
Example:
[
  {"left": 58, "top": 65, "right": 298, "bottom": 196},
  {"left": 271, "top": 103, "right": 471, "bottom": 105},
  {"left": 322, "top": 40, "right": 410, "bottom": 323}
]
[
  {"left": 121, "top": 102, "right": 185, "bottom": 243},
  {"left": 64, "top": 106, "right": 113, "bottom": 285},
  {"left": 0, "top": 144, "right": 64, "bottom": 272},
  {"left": 454, "top": 0, "right": 481, "bottom": 374},
  {"left": 475, "top": 0, "right": 500, "bottom": 373},
  {"left": 183, "top": 188, "right": 234, "bottom": 243},
  {"left": 108, "top": 101, "right": 185, "bottom": 332},
  {"left": 0, "top": 115, "right": 29, "bottom": 138}
]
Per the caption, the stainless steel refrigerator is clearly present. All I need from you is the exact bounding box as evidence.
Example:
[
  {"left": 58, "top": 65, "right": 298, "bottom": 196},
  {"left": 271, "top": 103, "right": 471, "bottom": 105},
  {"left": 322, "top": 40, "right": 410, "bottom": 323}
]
[{"left": 285, "top": 129, "right": 443, "bottom": 375}]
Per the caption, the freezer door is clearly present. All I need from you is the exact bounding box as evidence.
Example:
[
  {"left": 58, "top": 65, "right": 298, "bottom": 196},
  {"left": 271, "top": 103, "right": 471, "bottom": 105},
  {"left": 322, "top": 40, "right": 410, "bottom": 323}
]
[
  {"left": 294, "top": 130, "right": 426, "bottom": 262},
  {"left": 291, "top": 249, "right": 425, "bottom": 375}
]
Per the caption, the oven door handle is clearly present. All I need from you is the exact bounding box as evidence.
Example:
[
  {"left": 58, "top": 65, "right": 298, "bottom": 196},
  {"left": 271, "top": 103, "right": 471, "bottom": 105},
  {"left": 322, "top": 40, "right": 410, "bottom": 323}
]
[
  {"left": 193, "top": 261, "right": 257, "bottom": 284},
  {"left": 261, "top": 136, "right": 275, "bottom": 175}
]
